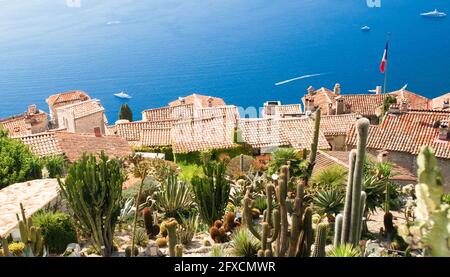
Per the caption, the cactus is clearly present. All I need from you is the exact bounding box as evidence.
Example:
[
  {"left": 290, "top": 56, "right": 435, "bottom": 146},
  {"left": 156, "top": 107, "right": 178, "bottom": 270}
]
[
  {"left": 1, "top": 237, "right": 10, "bottom": 257},
  {"left": 58, "top": 152, "right": 124, "bottom": 257},
  {"left": 16, "top": 203, "right": 44, "bottom": 256},
  {"left": 312, "top": 223, "right": 328, "bottom": 257},
  {"left": 398, "top": 146, "right": 450, "bottom": 257},
  {"left": 165, "top": 218, "right": 178, "bottom": 257},
  {"left": 334, "top": 214, "right": 343, "bottom": 248},
  {"left": 339, "top": 118, "right": 370, "bottom": 246},
  {"left": 142, "top": 207, "right": 160, "bottom": 238},
  {"left": 175, "top": 244, "right": 184, "bottom": 257},
  {"left": 125, "top": 245, "right": 138, "bottom": 257},
  {"left": 192, "top": 161, "right": 231, "bottom": 225}
]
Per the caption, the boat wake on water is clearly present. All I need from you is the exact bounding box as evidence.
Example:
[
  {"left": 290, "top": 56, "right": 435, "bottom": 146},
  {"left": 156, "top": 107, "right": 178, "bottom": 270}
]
[{"left": 275, "top": 73, "right": 328, "bottom": 86}]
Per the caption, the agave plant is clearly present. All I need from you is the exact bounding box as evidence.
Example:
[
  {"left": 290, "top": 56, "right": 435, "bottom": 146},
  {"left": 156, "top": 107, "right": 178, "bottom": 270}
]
[
  {"left": 311, "top": 165, "right": 348, "bottom": 190},
  {"left": 312, "top": 189, "right": 345, "bottom": 216},
  {"left": 327, "top": 244, "right": 361, "bottom": 257},
  {"left": 229, "top": 228, "right": 260, "bottom": 257},
  {"left": 177, "top": 212, "right": 199, "bottom": 245},
  {"left": 156, "top": 174, "right": 194, "bottom": 218}
]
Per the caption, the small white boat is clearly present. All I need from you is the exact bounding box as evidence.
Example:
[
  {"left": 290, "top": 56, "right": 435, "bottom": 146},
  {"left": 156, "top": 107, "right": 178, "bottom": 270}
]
[
  {"left": 361, "top": 26, "right": 371, "bottom": 31},
  {"left": 420, "top": 9, "right": 447, "bottom": 17},
  {"left": 114, "top": 92, "right": 132, "bottom": 99}
]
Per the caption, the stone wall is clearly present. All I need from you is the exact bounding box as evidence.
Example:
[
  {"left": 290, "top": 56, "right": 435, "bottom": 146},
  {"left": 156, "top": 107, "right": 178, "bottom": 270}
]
[{"left": 74, "top": 111, "right": 106, "bottom": 134}]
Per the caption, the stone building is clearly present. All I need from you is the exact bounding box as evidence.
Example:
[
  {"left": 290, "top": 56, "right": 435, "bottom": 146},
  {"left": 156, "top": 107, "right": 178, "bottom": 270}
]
[
  {"left": 0, "top": 105, "right": 49, "bottom": 138},
  {"left": 46, "top": 90, "right": 91, "bottom": 126},
  {"left": 346, "top": 109, "right": 450, "bottom": 190},
  {"left": 55, "top": 99, "right": 107, "bottom": 135}
]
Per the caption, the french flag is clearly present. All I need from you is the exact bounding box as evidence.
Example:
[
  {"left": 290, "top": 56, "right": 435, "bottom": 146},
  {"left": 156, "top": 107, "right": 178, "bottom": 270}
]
[{"left": 380, "top": 42, "right": 389, "bottom": 73}]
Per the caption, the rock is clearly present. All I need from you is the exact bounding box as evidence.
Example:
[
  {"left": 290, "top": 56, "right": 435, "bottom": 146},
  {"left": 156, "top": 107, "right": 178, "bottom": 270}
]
[
  {"left": 364, "top": 240, "right": 388, "bottom": 257},
  {"left": 63, "top": 243, "right": 81, "bottom": 257},
  {"left": 144, "top": 242, "right": 164, "bottom": 257}
]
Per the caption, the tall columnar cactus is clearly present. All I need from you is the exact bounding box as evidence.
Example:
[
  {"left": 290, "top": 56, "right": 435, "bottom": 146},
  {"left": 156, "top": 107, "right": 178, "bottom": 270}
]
[
  {"left": 312, "top": 223, "right": 328, "bottom": 257},
  {"left": 143, "top": 207, "right": 160, "bottom": 238},
  {"left": 175, "top": 244, "right": 184, "bottom": 257},
  {"left": 58, "top": 152, "right": 124, "bottom": 257},
  {"left": 165, "top": 218, "right": 178, "bottom": 257},
  {"left": 192, "top": 161, "right": 231, "bottom": 225},
  {"left": 399, "top": 146, "right": 450, "bottom": 257},
  {"left": 334, "top": 214, "right": 343, "bottom": 248},
  {"left": 1, "top": 236, "right": 10, "bottom": 257},
  {"left": 243, "top": 165, "right": 313, "bottom": 257},
  {"left": 337, "top": 118, "right": 370, "bottom": 246},
  {"left": 16, "top": 203, "right": 44, "bottom": 256}
]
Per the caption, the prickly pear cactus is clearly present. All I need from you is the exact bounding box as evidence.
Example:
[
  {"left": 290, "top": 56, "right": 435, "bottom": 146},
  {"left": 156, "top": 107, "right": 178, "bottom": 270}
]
[{"left": 398, "top": 146, "right": 450, "bottom": 257}]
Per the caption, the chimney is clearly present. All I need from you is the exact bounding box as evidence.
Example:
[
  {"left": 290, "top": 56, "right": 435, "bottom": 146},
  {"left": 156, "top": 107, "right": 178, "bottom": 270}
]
[
  {"left": 307, "top": 86, "right": 315, "bottom": 95},
  {"left": 333, "top": 83, "right": 341, "bottom": 95},
  {"left": 304, "top": 96, "right": 314, "bottom": 112},
  {"left": 207, "top": 97, "right": 213, "bottom": 108},
  {"left": 399, "top": 98, "right": 409, "bottom": 113},
  {"left": 438, "top": 120, "right": 450, "bottom": 140},
  {"left": 94, "top": 127, "right": 102, "bottom": 137},
  {"left": 179, "top": 97, "right": 186, "bottom": 105},
  {"left": 335, "top": 96, "right": 344, "bottom": 115},
  {"left": 443, "top": 99, "right": 450, "bottom": 109},
  {"left": 28, "top": 104, "right": 37, "bottom": 115},
  {"left": 375, "top": 86, "right": 382, "bottom": 95}
]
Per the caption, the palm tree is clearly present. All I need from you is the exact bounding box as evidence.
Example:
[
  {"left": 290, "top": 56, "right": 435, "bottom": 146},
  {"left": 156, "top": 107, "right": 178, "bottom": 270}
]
[{"left": 311, "top": 165, "right": 348, "bottom": 190}]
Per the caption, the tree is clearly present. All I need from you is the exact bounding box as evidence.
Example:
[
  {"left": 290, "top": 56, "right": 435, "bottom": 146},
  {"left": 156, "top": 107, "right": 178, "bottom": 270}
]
[
  {"left": 0, "top": 129, "right": 42, "bottom": 188},
  {"left": 118, "top": 104, "right": 133, "bottom": 122}
]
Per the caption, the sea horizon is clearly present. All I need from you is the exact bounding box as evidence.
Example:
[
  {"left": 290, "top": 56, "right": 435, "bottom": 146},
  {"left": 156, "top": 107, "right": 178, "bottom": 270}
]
[{"left": 1, "top": 0, "right": 449, "bottom": 122}]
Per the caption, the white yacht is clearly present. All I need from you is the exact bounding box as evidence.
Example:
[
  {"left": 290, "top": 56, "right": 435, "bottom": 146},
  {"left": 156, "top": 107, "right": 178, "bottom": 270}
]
[
  {"left": 420, "top": 9, "right": 447, "bottom": 18},
  {"left": 361, "top": 26, "right": 371, "bottom": 31},
  {"left": 114, "top": 92, "right": 132, "bottom": 99}
]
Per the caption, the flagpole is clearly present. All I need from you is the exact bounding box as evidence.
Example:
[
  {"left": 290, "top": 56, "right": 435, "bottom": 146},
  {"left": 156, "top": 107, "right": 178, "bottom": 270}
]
[{"left": 383, "top": 32, "right": 391, "bottom": 94}]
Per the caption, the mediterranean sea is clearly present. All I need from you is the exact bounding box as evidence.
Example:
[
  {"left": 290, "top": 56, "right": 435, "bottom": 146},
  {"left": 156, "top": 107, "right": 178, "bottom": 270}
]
[{"left": 0, "top": 0, "right": 449, "bottom": 121}]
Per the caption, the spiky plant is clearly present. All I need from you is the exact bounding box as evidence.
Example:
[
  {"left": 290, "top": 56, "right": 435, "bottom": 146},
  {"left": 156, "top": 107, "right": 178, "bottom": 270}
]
[
  {"left": 135, "top": 228, "right": 149, "bottom": 247},
  {"left": 177, "top": 212, "right": 199, "bottom": 245},
  {"left": 312, "top": 189, "right": 345, "bottom": 216},
  {"left": 156, "top": 174, "right": 194, "bottom": 218},
  {"left": 327, "top": 244, "right": 362, "bottom": 257},
  {"left": 210, "top": 244, "right": 228, "bottom": 257},
  {"left": 229, "top": 228, "right": 260, "bottom": 257},
  {"left": 311, "top": 165, "right": 348, "bottom": 190}
]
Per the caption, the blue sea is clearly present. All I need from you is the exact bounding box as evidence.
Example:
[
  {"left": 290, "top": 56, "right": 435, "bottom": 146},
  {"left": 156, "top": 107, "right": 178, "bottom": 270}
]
[{"left": 1, "top": 0, "right": 449, "bottom": 122}]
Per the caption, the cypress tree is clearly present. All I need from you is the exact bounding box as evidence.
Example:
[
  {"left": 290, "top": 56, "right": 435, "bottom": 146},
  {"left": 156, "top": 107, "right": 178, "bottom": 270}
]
[{"left": 118, "top": 104, "right": 133, "bottom": 122}]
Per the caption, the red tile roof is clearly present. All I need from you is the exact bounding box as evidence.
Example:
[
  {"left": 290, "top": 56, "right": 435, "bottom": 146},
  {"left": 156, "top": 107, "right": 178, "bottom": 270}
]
[
  {"left": 140, "top": 128, "right": 172, "bottom": 147},
  {"left": 46, "top": 90, "right": 90, "bottom": 107},
  {"left": 18, "top": 132, "right": 132, "bottom": 162},
  {"left": 142, "top": 104, "right": 194, "bottom": 122},
  {"left": 169, "top": 93, "right": 226, "bottom": 108},
  {"left": 320, "top": 114, "right": 359, "bottom": 136},
  {"left": 432, "top": 93, "right": 450, "bottom": 110},
  {"left": 314, "top": 150, "right": 416, "bottom": 182},
  {"left": 346, "top": 110, "right": 450, "bottom": 159},
  {"left": 55, "top": 99, "right": 105, "bottom": 119},
  {"left": 172, "top": 115, "right": 236, "bottom": 153},
  {"left": 238, "top": 117, "right": 330, "bottom": 150},
  {"left": 0, "top": 111, "right": 48, "bottom": 138}
]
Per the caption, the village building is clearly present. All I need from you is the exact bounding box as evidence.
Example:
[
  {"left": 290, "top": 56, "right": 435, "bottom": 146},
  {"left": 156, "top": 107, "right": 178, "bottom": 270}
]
[
  {"left": 431, "top": 92, "right": 450, "bottom": 110},
  {"left": 46, "top": 90, "right": 91, "bottom": 127},
  {"left": 237, "top": 116, "right": 330, "bottom": 155},
  {"left": 169, "top": 93, "right": 226, "bottom": 108},
  {"left": 313, "top": 150, "right": 416, "bottom": 186},
  {"left": 18, "top": 131, "right": 132, "bottom": 163},
  {"left": 55, "top": 99, "right": 108, "bottom": 135},
  {"left": 0, "top": 105, "right": 49, "bottom": 138},
  {"left": 346, "top": 108, "right": 450, "bottom": 189},
  {"left": 262, "top": 101, "right": 303, "bottom": 119},
  {"left": 302, "top": 84, "right": 431, "bottom": 124}
]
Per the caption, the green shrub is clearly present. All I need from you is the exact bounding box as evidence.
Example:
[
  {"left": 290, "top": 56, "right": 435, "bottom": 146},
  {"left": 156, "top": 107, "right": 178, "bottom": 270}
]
[
  {"left": 311, "top": 165, "right": 348, "bottom": 190},
  {"left": 229, "top": 228, "right": 260, "bottom": 257},
  {"left": 132, "top": 146, "right": 174, "bottom": 161},
  {"left": 43, "top": 156, "right": 65, "bottom": 178},
  {"left": 268, "top": 148, "right": 303, "bottom": 176},
  {"left": 192, "top": 161, "right": 231, "bottom": 224},
  {"left": 0, "top": 131, "right": 43, "bottom": 188},
  {"left": 8, "top": 242, "right": 25, "bottom": 256},
  {"left": 210, "top": 244, "right": 228, "bottom": 257},
  {"left": 178, "top": 163, "right": 204, "bottom": 182},
  {"left": 32, "top": 211, "right": 77, "bottom": 254},
  {"left": 177, "top": 212, "right": 199, "bottom": 245}
]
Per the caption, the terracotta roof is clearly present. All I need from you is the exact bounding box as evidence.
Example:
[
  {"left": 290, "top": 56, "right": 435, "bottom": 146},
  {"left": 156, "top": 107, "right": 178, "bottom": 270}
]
[
  {"left": 55, "top": 99, "right": 105, "bottom": 119},
  {"left": 169, "top": 93, "right": 226, "bottom": 108},
  {"left": 140, "top": 128, "right": 172, "bottom": 147},
  {"left": 110, "top": 121, "right": 152, "bottom": 141},
  {"left": 19, "top": 133, "right": 62, "bottom": 157},
  {"left": 238, "top": 117, "right": 330, "bottom": 150},
  {"left": 142, "top": 104, "right": 194, "bottom": 122},
  {"left": 274, "top": 104, "right": 303, "bottom": 116},
  {"left": 172, "top": 115, "right": 236, "bottom": 153},
  {"left": 196, "top": 106, "right": 239, "bottom": 121},
  {"left": 320, "top": 114, "right": 359, "bottom": 136},
  {"left": 340, "top": 94, "right": 386, "bottom": 116},
  {"left": 346, "top": 110, "right": 450, "bottom": 159},
  {"left": 432, "top": 93, "right": 450, "bottom": 110},
  {"left": 313, "top": 150, "right": 416, "bottom": 182},
  {"left": 0, "top": 111, "right": 48, "bottom": 138},
  {"left": 46, "top": 90, "right": 90, "bottom": 107},
  {"left": 18, "top": 132, "right": 132, "bottom": 162}
]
